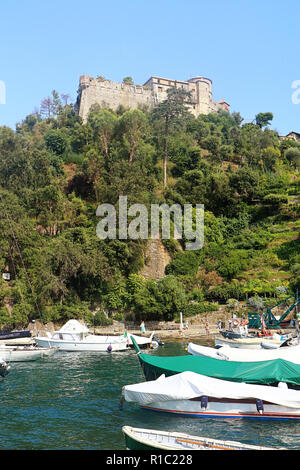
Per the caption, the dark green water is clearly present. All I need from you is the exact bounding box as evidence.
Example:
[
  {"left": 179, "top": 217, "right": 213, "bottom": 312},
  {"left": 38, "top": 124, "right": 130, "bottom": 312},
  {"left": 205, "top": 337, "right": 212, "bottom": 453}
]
[{"left": 0, "top": 340, "right": 299, "bottom": 450}]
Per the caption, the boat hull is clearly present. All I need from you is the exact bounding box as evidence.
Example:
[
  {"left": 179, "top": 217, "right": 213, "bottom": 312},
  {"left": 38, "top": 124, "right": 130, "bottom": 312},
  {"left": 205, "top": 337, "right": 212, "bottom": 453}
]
[
  {"left": 122, "top": 426, "right": 275, "bottom": 450},
  {"left": 0, "top": 347, "right": 57, "bottom": 362},
  {"left": 35, "top": 337, "right": 129, "bottom": 352},
  {"left": 214, "top": 336, "right": 284, "bottom": 349},
  {"left": 140, "top": 398, "right": 300, "bottom": 421}
]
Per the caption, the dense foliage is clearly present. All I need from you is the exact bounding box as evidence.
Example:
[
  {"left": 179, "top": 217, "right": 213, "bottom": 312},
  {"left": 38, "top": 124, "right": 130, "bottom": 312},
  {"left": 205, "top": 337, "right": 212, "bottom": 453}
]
[{"left": 0, "top": 89, "right": 299, "bottom": 328}]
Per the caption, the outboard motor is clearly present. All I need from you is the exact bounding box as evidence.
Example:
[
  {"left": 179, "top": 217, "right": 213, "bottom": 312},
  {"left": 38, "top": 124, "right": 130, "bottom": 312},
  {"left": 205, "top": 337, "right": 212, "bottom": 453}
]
[
  {"left": 201, "top": 396, "right": 208, "bottom": 410},
  {"left": 256, "top": 399, "right": 264, "bottom": 414},
  {"left": 152, "top": 334, "right": 164, "bottom": 346}
]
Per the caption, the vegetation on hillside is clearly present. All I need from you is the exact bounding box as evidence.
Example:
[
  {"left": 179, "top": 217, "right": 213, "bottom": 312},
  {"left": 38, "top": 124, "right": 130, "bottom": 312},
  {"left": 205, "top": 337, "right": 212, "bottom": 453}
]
[{"left": 0, "top": 88, "right": 299, "bottom": 328}]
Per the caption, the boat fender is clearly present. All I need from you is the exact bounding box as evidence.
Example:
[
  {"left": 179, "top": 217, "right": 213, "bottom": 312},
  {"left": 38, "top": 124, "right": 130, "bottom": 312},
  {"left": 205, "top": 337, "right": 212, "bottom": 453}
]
[
  {"left": 256, "top": 399, "right": 264, "bottom": 414},
  {"left": 201, "top": 396, "right": 208, "bottom": 410},
  {"left": 107, "top": 344, "right": 112, "bottom": 353}
]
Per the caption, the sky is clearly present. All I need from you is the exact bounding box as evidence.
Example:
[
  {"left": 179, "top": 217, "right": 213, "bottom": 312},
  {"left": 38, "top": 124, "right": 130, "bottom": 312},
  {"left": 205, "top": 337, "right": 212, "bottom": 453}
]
[{"left": 0, "top": 0, "right": 299, "bottom": 135}]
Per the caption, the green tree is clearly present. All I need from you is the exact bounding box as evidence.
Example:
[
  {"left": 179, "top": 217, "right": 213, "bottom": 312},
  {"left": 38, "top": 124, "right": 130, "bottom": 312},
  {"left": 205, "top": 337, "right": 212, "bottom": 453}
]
[
  {"left": 44, "top": 129, "right": 68, "bottom": 156},
  {"left": 87, "top": 106, "right": 118, "bottom": 158},
  {"left": 151, "top": 87, "right": 192, "bottom": 187},
  {"left": 117, "top": 109, "right": 148, "bottom": 162},
  {"left": 285, "top": 147, "right": 300, "bottom": 168},
  {"left": 122, "top": 77, "right": 134, "bottom": 85},
  {"left": 255, "top": 112, "right": 274, "bottom": 128}
]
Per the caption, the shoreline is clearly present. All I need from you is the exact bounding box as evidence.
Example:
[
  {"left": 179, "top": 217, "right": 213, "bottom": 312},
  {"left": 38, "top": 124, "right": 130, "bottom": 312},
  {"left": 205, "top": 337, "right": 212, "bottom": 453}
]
[{"left": 27, "top": 318, "right": 296, "bottom": 344}]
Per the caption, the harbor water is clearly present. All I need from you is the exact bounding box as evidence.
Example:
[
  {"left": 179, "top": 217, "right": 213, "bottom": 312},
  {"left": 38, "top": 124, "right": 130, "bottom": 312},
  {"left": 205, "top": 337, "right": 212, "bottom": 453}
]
[{"left": 0, "top": 340, "right": 299, "bottom": 450}]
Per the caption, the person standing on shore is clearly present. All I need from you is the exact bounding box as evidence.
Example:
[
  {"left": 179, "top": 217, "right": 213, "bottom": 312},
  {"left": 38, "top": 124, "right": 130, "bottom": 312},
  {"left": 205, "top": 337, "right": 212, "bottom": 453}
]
[
  {"left": 205, "top": 321, "right": 210, "bottom": 335},
  {"left": 140, "top": 321, "right": 146, "bottom": 334}
]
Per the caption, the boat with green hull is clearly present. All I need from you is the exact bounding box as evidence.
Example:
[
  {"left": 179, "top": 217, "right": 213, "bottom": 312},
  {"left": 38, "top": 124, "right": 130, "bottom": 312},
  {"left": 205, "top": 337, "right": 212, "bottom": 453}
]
[{"left": 130, "top": 336, "right": 300, "bottom": 387}]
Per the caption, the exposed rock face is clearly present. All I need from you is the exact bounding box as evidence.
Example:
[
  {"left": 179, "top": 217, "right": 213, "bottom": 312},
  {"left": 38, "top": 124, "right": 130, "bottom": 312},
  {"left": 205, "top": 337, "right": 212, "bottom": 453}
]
[{"left": 140, "top": 239, "right": 171, "bottom": 280}]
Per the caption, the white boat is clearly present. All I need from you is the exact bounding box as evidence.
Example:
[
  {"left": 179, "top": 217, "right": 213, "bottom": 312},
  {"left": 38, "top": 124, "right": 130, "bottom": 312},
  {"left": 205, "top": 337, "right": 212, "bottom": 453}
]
[
  {"left": 34, "top": 320, "right": 158, "bottom": 352},
  {"left": 35, "top": 320, "right": 129, "bottom": 352},
  {"left": 122, "top": 426, "right": 276, "bottom": 451},
  {"left": 214, "top": 333, "right": 290, "bottom": 349},
  {"left": 0, "top": 345, "right": 57, "bottom": 362},
  {"left": 122, "top": 371, "right": 300, "bottom": 420},
  {"left": 188, "top": 342, "right": 300, "bottom": 364},
  {"left": 127, "top": 332, "right": 159, "bottom": 349}
]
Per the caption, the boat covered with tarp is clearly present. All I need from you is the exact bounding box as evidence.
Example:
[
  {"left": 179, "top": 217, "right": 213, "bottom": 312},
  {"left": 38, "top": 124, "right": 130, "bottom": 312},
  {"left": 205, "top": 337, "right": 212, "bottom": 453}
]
[
  {"left": 130, "top": 336, "right": 300, "bottom": 387},
  {"left": 188, "top": 342, "right": 300, "bottom": 364},
  {"left": 122, "top": 371, "right": 300, "bottom": 420}
]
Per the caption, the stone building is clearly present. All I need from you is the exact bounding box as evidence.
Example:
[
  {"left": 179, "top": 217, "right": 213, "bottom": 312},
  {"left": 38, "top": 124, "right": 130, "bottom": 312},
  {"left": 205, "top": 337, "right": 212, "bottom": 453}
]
[{"left": 76, "top": 74, "right": 230, "bottom": 122}]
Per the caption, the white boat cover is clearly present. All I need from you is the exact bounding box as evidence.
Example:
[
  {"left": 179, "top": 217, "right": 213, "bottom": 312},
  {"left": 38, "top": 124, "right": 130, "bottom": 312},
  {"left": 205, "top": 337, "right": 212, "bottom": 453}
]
[
  {"left": 123, "top": 371, "right": 300, "bottom": 409},
  {"left": 58, "top": 320, "right": 90, "bottom": 334},
  {"left": 188, "top": 342, "right": 300, "bottom": 364}
]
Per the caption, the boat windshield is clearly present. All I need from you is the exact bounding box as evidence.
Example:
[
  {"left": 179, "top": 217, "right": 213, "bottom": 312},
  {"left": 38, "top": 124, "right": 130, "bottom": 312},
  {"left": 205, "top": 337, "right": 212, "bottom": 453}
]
[{"left": 52, "top": 333, "right": 78, "bottom": 341}]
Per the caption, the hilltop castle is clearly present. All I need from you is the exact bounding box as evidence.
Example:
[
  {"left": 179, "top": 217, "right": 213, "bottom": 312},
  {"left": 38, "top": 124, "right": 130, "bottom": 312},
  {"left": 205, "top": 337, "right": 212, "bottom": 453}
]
[{"left": 77, "top": 74, "right": 230, "bottom": 122}]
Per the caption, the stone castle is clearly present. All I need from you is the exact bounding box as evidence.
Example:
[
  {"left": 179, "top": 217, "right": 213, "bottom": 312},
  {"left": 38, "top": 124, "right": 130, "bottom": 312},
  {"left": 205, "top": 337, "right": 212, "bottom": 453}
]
[{"left": 77, "top": 74, "right": 230, "bottom": 122}]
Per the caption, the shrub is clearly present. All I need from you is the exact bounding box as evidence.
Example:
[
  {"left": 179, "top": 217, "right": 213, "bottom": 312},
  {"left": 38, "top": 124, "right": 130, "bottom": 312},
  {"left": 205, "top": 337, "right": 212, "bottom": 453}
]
[
  {"left": 263, "top": 194, "right": 288, "bottom": 206},
  {"left": 183, "top": 302, "right": 219, "bottom": 317},
  {"left": 165, "top": 251, "right": 199, "bottom": 276},
  {"left": 44, "top": 129, "right": 68, "bottom": 156}
]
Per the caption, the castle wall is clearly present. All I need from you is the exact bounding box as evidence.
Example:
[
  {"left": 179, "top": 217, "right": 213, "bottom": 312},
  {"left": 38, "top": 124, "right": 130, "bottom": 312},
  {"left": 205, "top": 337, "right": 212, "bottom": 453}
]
[
  {"left": 78, "top": 76, "right": 154, "bottom": 121},
  {"left": 77, "top": 75, "right": 229, "bottom": 122}
]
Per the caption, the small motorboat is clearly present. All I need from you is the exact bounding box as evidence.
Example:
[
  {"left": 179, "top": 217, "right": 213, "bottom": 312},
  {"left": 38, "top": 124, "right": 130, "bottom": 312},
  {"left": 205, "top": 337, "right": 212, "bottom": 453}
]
[
  {"left": 122, "top": 371, "right": 300, "bottom": 420},
  {"left": 0, "top": 330, "right": 31, "bottom": 341},
  {"left": 0, "top": 345, "right": 58, "bottom": 362},
  {"left": 35, "top": 320, "right": 129, "bottom": 352},
  {"left": 122, "top": 426, "right": 277, "bottom": 450},
  {"left": 215, "top": 332, "right": 291, "bottom": 349},
  {"left": 126, "top": 332, "right": 159, "bottom": 349},
  {"left": 35, "top": 320, "right": 160, "bottom": 352},
  {"left": 0, "top": 329, "right": 34, "bottom": 345}
]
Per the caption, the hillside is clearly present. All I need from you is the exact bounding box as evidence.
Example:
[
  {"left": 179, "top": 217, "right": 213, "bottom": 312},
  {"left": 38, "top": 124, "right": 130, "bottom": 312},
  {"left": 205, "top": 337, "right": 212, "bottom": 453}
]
[{"left": 0, "top": 89, "right": 299, "bottom": 329}]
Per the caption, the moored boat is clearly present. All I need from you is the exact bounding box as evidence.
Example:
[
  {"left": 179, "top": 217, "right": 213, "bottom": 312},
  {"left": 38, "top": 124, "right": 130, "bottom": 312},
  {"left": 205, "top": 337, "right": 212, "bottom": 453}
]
[
  {"left": 130, "top": 337, "right": 300, "bottom": 387},
  {"left": 214, "top": 333, "right": 291, "bottom": 349},
  {"left": 0, "top": 345, "right": 57, "bottom": 362},
  {"left": 35, "top": 320, "right": 129, "bottom": 352},
  {"left": 35, "top": 320, "right": 158, "bottom": 352},
  {"left": 122, "top": 371, "right": 300, "bottom": 420},
  {"left": 125, "top": 332, "right": 159, "bottom": 349},
  {"left": 122, "top": 426, "right": 276, "bottom": 450},
  {"left": 188, "top": 342, "right": 300, "bottom": 364},
  {"left": 0, "top": 330, "right": 31, "bottom": 341}
]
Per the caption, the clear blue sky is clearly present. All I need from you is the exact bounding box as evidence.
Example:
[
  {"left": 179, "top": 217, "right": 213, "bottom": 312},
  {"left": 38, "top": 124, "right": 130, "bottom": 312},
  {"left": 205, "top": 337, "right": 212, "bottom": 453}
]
[{"left": 0, "top": 0, "right": 299, "bottom": 135}]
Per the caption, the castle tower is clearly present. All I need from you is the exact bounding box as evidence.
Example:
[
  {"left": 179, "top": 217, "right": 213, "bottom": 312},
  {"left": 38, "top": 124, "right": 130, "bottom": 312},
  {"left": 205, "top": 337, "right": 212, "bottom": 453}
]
[{"left": 188, "top": 77, "right": 214, "bottom": 114}]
